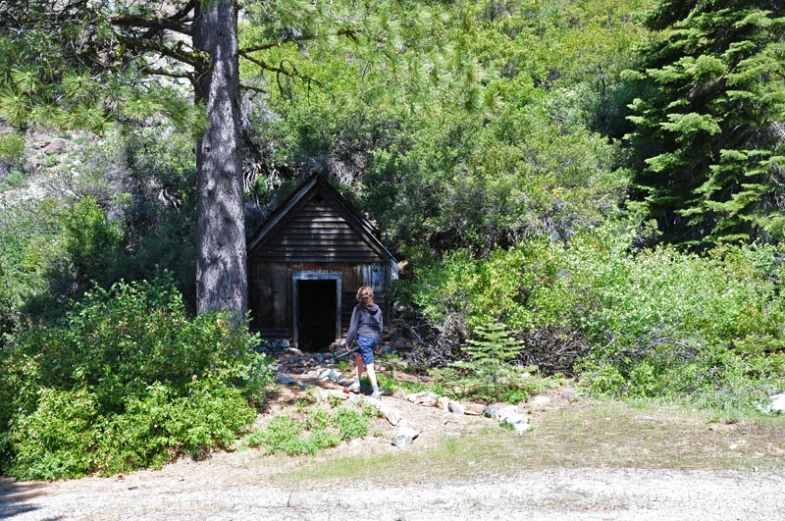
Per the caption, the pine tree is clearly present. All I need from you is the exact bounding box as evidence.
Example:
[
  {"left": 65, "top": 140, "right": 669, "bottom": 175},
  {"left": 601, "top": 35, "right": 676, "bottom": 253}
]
[
  {"left": 0, "top": 0, "right": 412, "bottom": 316},
  {"left": 623, "top": 0, "right": 785, "bottom": 245},
  {"left": 451, "top": 320, "right": 526, "bottom": 400}
]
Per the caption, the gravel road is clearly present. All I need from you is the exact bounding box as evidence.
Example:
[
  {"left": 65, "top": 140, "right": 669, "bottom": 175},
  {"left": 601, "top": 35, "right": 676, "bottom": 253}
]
[{"left": 3, "top": 465, "right": 784, "bottom": 521}]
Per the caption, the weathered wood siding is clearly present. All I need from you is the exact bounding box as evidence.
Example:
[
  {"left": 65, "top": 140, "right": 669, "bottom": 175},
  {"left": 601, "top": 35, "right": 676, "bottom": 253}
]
[
  {"left": 247, "top": 180, "right": 397, "bottom": 341},
  {"left": 251, "top": 197, "right": 384, "bottom": 263},
  {"left": 248, "top": 262, "right": 389, "bottom": 336}
]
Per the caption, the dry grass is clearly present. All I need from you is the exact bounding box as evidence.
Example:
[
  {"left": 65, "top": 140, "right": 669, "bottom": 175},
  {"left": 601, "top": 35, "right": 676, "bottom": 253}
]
[{"left": 271, "top": 398, "right": 785, "bottom": 486}]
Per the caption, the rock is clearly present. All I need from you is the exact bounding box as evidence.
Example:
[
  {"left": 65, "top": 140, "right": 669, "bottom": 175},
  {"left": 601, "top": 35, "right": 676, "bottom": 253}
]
[
  {"left": 494, "top": 406, "right": 519, "bottom": 422},
  {"left": 410, "top": 391, "right": 439, "bottom": 407},
  {"left": 276, "top": 375, "right": 296, "bottom": 385},
  {"left": 392, "top": 388, "right": 407, "bottom": 400},
  {"left": 43, "top": 138, "right": 68, "bottom": 155},
  {"left": 464, "top": 404, "right": 484, "bottom": 416},
  {"left": 279, "top": 339, "right": 290, "bottom": 349},
  {"left": 437, "top": 396, "right": 450, "bottom": 411},
  {"left": 501, "top": 412, "right": 530, "bottom": 436},
  {"left": 338, "top": 378, "right": 355, "bottom": 387},
  {"left": 482, "top": 406, "right": 500, "bottom": 418},
  {"left": 392, "top": 420, "right": 420, "bottom": 447},
  {"left": 771, "top": 394, "right": 785, "bottom": 414},
  {"left": 760, "top": 393, "right": 785, "bottom": 415},
  {"left": 361, "top": 398, "right": 402, "bottom": 426},
  {"left": 448, "top": 400, "right": 465, "bottom": 415},
  {"left": 305, "top": 370, "right": 318, "bottom": 378}
]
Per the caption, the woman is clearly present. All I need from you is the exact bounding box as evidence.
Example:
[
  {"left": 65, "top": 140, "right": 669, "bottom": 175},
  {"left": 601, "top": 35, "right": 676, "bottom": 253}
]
[{"left": 341, "top": 285, "right": 383, "bottom": 400}]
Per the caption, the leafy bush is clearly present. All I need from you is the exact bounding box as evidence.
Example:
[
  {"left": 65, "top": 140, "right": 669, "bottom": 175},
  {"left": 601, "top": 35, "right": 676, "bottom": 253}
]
[
  {"left": 0, "top": 133, "right": 24, "bottom": 165},
  {"left": 0, "top": 274, "right": 272, "bottom": 479},
  {"left": 332, "top": 407, "right": 369, "bottom": 441},
  {"left": 242, "top": 403, "right": 371, "bottom": 456},
  {"left": 407, "top": 228, "right": 785, "bottom": 414}
]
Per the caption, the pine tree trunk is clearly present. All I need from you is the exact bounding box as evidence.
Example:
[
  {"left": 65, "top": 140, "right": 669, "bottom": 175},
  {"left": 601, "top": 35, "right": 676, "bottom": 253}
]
[{"left": 192, "top": 0, "right": 247, "bottom": 317}]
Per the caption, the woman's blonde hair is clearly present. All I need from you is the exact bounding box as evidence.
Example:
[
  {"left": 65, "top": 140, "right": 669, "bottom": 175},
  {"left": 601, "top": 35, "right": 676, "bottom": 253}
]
[{"left": 356, "top": 286, "right": 374, "bottom": 306}]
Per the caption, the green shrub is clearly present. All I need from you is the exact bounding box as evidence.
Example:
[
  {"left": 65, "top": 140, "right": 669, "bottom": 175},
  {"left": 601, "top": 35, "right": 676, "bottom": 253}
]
[
  {"left": 0, "top": 274, "right": 272, "bottom": 479},
  {"left": 333, "top": 407, "right": 369, "bottom": 441},
  {"left": 0, "top": 133, "right": 24, "bottom": 164},
  {"left": 243, "top": 414, "right": 340, "bottom": 456},
  {"left": 408, "top": 228, "right": 785, "bottom": 414}
]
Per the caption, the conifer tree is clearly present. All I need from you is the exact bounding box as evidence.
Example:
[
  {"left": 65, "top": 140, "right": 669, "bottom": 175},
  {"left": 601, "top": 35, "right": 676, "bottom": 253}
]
[
  {"left": 0, "top": 0, "right": 403, "bottom": 316},
  {"left": 624, "top": 0, "right": 785, "bottom": 245},
  {"left": 451, "top": 321, "right": 526, "bottom": 399}
]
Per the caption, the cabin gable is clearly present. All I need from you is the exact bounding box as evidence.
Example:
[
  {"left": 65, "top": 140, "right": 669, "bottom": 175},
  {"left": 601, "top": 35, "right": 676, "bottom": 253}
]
[{"left": 247, "top": 175, "right": 397, "bottom": 350}]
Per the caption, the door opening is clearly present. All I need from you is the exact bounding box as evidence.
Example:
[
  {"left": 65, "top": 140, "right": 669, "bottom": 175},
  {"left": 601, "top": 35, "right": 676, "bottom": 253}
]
[{"left": 295, "top": 279, "right": 338, "bottom": 351}]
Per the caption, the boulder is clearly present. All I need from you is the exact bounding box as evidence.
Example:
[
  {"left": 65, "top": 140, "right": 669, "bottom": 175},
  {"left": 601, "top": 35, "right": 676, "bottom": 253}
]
[
  {"left": 761, "top": 393, "right": 785, "bottom": 415},
  {"left": 500, "top": 409, "right": 530, "bottom": 436},
  {"left": 409, "top": 391, "right": 439, "bottom": 407},
  {"left": 392, "top": 388, "right": 407, "bottom": 400},
  {"left": 448, "top": 400, "right": 465, "bottom": 415},
  {"left": 494, "top": 405, "right": 520, "bottom": 422},
  {"left": 43, "top": 138, "right": 68, "bottom": 155},
  {"left": 392, "top": 420, "right": 420, "bottom": 447},
  {"left": 482, "top": 406, "right": 500, "bottom": 418},
  {"left": 437, "top": 396, "right": 450, "bottom": 411},
  {"left": 464, "top": 404, "right": 484, "bottom": 416},
  {"left": 276, "top": 375, "right": 296, "bottom": 385},
  {"left": 771, "top": 394, "right": 785, "bottom": 414}
]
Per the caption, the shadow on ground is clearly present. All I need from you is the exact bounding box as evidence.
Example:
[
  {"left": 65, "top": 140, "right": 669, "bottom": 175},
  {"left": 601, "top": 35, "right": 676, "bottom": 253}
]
[{"left": 0, "top": 477, "right": 57, "bottom": 520}]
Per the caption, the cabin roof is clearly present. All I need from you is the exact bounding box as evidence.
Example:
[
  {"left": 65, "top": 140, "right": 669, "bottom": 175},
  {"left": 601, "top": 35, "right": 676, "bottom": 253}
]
[{"left": 247, "top": 174, "right": 397, "bottom": 265}]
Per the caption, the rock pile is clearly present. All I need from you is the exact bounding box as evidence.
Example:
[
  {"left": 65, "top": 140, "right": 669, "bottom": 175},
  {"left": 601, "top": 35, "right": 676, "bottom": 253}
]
[{"left": 268, "top": 343, "right": 533, "bottom": 447}]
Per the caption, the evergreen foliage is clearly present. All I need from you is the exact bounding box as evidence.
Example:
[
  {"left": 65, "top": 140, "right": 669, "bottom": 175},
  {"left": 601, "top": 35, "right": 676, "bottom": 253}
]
[
  {"left": 450, "top": 320, "right": 529, "bottom": 401},
  {"left": 623, "top": 0, "right": 785, "bottom": 245}
]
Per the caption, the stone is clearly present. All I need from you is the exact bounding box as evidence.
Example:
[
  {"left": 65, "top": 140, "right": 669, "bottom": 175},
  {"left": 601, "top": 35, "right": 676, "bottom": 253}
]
[
  {"left": 771, "top": 394, "right": 785, "bottom": 414},
  {"left": 43, "top": 138, "right": 68, "bottom": 155},
  {"left": 448, "top": 400, "right": 465, "bottom": 415},
  {"left": 482, "top": 406, "right": 500, "bottom": 418},
  {"left": 760, "top": 393, "right": 785, "bottom": 415},
  {"left": 338, "top": 378, "right": 355, "bottom": 387},
  {"left": 305, "top": 370, "right": 318, "bottom": 378},
  {"left": 437, "top": 396, "right": 450, "bottom": 411},
  {"left": 464, "top": 404, "right": 484, "bottom": 416},
  {"left": 494, "top": 405, "right": 520, "bottom": 422},
  {"left": 392, "top": 420, "right": 420, "bottom": 447},
  {"left": 501, "top": 412, "right": 530, "bottom": 436},
  {"left": 392, "top": 388, "right": 407, "bottom": 400},
  {"left": 360, "top": 398, "right": 402, "bottom": 426},
  {"left": 276, "top": 375, "right": 296, "bottom": 385},
  {"left": 410, "top": 391, "right": 439, "bottom": 407}
]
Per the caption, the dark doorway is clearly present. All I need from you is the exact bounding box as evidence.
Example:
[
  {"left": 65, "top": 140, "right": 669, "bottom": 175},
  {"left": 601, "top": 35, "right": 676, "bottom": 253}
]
[{"left": 296, "top": 279, "right": 337, "bottom": 351}]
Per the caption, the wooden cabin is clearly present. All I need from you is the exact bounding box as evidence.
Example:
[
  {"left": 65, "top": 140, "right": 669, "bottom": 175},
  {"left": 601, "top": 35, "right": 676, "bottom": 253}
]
[{"left": 247, "top": 175, "right": 398, "bottom": 350}]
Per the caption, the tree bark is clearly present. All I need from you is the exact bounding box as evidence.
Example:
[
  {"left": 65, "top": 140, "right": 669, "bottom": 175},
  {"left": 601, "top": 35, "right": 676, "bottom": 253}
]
[{"left": 192, "top": 0, "right": 247, "bottom": 317}]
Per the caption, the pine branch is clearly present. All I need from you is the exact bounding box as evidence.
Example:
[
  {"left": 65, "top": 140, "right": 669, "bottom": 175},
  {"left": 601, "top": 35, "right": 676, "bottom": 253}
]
[
  {"left": 238, "top": 50, "right": 326, "bottom": 90},
  {"left": 110, "top": 14, "right": 192, "bottom": 36},
  {"left": 142, "top": 66, "right": 194, "bottom": 81},
  {"left": 123, "top": 38, "right": 205, "bottom": 69},
  {"left": 240, "top": 28, "right": 357, "bottom": 53},
  {"left": 240, "top": 83, "right": 267, "bottom": 94}
]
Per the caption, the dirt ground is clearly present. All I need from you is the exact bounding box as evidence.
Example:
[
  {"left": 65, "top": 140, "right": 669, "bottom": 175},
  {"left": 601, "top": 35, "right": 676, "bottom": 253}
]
[{"left": 2, "top": 370, "right": 785, "bottom": 521}]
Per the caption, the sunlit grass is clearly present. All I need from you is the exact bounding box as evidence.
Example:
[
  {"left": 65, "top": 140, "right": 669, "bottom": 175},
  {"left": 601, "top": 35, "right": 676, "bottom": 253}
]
[{"left": 269, "top": 399, "right": 785, "bottom": 486}]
